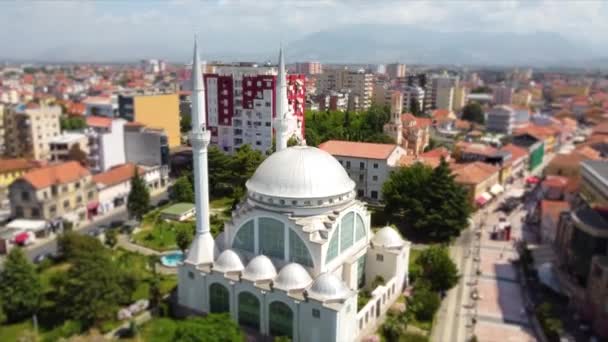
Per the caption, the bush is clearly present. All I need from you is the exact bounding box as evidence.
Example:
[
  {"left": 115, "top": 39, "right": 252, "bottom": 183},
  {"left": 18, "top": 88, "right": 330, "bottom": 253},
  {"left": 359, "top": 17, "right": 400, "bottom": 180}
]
[
  {"left": 536, "top": 302, "right": 564, "bottom": 341},
  {"left": 407, "top": 282, "right": 440, "bottom": 322},
  {"left": 42, "top": 320, "right": 82, "bottom": 342}
]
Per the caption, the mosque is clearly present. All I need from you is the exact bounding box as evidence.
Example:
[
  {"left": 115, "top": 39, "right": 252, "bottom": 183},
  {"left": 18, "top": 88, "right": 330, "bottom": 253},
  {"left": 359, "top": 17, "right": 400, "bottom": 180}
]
[{"left": 177, "top": 39, "right": 411, "bottom": 342}]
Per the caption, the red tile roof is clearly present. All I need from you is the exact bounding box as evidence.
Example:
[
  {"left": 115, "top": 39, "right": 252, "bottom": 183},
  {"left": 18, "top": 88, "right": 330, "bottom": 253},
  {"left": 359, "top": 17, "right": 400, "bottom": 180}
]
[
  {"left": 319, "top": 140, "right": 399, "bottom": 160},
  {"left": 0, "top": 159, "right": 38, "bottom": 174},
  {"left": 86, "top": 115, "right": 113, "bottom": 128},
  {"left": 540, "top": 200, "right": 570, "bottom": 222},
  {"left": 500, "top": 144, "right": 529, "bottom": 162},
  {"left": 542, "top": 175, "right": 569, "bottom": 188},
  {"left": 20, "top": 161, "right": 90, "bottom": 190},
  {"left": 450, "top": 162, "right": 499, "bottom": 185},
  {"left": 92, "top": 163, "right": 142, "bottom": 188},
  {"left": 421, "top": 147, "right": 451, "bottom": 159}
]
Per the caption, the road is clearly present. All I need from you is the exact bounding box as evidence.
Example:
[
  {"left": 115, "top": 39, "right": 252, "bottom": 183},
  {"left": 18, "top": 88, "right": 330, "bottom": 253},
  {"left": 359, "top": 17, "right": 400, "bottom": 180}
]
[{"left": 23, "top": 191, "right": 169, "bottom": 262}]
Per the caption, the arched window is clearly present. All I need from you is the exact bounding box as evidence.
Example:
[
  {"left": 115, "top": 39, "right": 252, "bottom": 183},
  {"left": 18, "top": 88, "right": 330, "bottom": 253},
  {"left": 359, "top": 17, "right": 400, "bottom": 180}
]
[
  {"left": 209, "top": 283, "right": 230, "bottom": 313},
  {"left": 233, "top": 220, "right": 254, "bottom": 253},
  {"left": 269, "top": 301, "right": 294, "bottom": 339},
  {"left": 325, "top": 226, "right": 340, "bottom": 264},
  {"left": 355, "top": 213, "right": 366, "bottom": 241},
  {"left": 259, "top": 217, "right": 285, "bottom": 259},
  {"left": 340, "top": 212, "right": 355, "bottom": 252},
  {"left": 289, "top": 230, "right": 313, "bottom": 267},
  {"left": 238, "top": 292, "right": 260, "bottom": 331}
]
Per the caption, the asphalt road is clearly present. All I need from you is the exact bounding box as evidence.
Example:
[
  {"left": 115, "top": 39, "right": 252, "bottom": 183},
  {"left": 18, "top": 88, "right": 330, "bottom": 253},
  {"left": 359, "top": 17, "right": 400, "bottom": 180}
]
[{"left": 23, "top": 191, "right": 169, "bottom": 262}]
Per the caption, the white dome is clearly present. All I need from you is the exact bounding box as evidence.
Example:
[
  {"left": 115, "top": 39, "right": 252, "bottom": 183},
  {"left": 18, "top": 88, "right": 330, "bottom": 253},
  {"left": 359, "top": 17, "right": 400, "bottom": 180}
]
[
  {"left": 274, "top": 263, "right": 313, "bottom": 291},
  {"left": 246, "top": 146, "right": 355, "bottom": 200},
  {"left": 213, "top": 249, "right": 244, "bottom": 273},
  {"left": 242, "top": 255, "right": 277, "bottom": 282},
  {"left": 371, "top": 226, "right": 404, "bottom": 248},
  {"left": 308, "top": 273, "right": 351, "bottom": 301}
]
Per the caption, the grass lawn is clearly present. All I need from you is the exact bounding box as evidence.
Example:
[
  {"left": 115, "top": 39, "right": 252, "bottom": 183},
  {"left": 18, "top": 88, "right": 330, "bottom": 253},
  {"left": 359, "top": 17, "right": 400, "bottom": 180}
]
[
  {"left": 210, "top": 196, "right": 232, "bottom": 210},
  {"left": 0, "top": 321, "right": 34, "bottom": 341},
  {"left": 137, "top": 318, "right": 179, "bottom": 342},
  {"left": 132, "top": 220, "right": 194, "bottom": 252}
]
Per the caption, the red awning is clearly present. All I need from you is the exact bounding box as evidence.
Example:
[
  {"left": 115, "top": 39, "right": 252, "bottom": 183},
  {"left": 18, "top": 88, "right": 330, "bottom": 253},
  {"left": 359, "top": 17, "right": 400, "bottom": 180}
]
[
  {"left": 14, "top": 232, "right": 29, "bottom": 244},
  {"left": 475, "top": 196, "right": 489, "bottom": 206},
  {"left": 526, "top": 176, "right": 540, "bottom": 185},
  {"left": 87, "top": 201, "right": 99, "bottom": 210}
]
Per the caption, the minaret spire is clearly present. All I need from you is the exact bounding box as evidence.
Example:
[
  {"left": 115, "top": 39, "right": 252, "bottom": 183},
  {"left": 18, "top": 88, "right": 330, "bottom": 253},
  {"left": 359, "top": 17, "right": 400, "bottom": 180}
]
[
  {"left": 274, "top": 46, "right": 290, "bottom": 152},
  {"left": 185, "top": 35, "right": 215, "bottom": 265}
]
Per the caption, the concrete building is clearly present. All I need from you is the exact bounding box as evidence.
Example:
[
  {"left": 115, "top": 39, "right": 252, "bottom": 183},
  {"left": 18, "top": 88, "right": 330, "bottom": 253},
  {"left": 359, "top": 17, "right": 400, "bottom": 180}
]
[
  {"left": 295, "top": 62, "right": 322, "bottom": 75},
  {"left": 124, "top": 123, "right": 170, "bottom": 167},
  {"left": 402, "top": 86, "right": 425, "bottom": 114},
  {"left": 49, "top": 132, "right": 89, "bottom": 163},
  {"left": 83, "top": 96, "right": 118, "bottom": 117},
  {"left": 178, "top": 44, "right": 410, "bottom": 341},
  {"left": 319, "top": 140, "right": 406, "bottom": 201},
  {"left": 386, "top": 63, "right": 406, "bottom": 78},
  {"left": 317, "top": 69, "right": 374, "bottom": 110},
  {"left": 452, "top": 85, "right": 467, "bottom": 112},
  {"left": 486, "top": 105, "right": 516, "bottom": 134},
  {"left": 493, "top": 85, "right": 514, "bottom": 105},
  {"left": 9, "top": 161, "right": 98, "bottom": 227},
  {"left": 85, "top": 116, "right": 126, "bottom": 173},
  {"left": 4, "top": 103, "right": 61, "bottom": 160},
  {"left": 451, "top": 162, "right": 500, "bottom": 207},
  {"left": 581, "top": 160, "right": 608, "bottom": 206},
  {"left": 117, "top": 92, "right": 181, "bottom": 148},
  {"left": 400, "top": 114, "right": 431, "bottom": 156},
  {"left": 429, "top": 73, "right": 459, "bottom": 110},
  {"left": 372, "top": 82, "right": 392, "bottom": 108},
  {"left": 435, "top": 85, "right": 454, "bottom": 111},
  {"left": 0, "top": 159, "right": 38, "bottom": 206},
  {"left": 318, "top": 91, "right": 351, "bottom": 112},
  {"left": 202, "top": 55, "right": 305, "bottom": 154},
  {"left": 0, "top": 104, "right": 5, "bottom": 156}
]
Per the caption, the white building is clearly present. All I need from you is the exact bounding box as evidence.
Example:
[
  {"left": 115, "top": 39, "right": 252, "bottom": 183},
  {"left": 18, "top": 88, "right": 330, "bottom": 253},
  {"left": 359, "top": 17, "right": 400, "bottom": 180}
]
[
  {"left": 402, "top": 85, "right": 425, "bottom": 114},
  {"left": 178, "top": 40, "right": 410, "bottom": 342},
  {"left": 486, "top": 105, "right": 516, "bottom": 134},
  {"left": 318, "top": 140, "right": 406, "bottom": 201},
  {"left": 49, "top": 132, "right": 89, "bottom": 163},
  {"left": 85, "top": 116, "right": 126, "bottom": 173},
  {"left": 83, "top": 96, "right": 118, "bottom": 117}
]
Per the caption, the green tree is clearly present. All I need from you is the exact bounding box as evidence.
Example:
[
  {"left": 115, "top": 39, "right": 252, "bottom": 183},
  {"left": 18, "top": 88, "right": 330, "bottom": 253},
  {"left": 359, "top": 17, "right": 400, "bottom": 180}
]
[
  {"left": 58, "top": 232, "right": 105, "bottom": 260},
  {"left": 173, "top": 315, "right": 243, "bottom": 342},
  {"left": 208, "top": 147, "right": 233, "bottom": 197},
  {"left": 105, "top": 229, "right": 118, "bottom": 248},
  {"left": 127, "top": 169, "right": 150, "bottom": 220},
  {"left": 382, "top": 311, "right": 408, "bottom": 342},
  {"left": 470, "top": 86, "right": 491, "bottom": 94},
  {"left": 230, "top": 144, "right": 265, "bottom": 193},
  {"left": 180, "top": 115, "right": 192, "bottom": 133},
  {"left": 461, "top": 102, "right": 485, "bottom": 125},
  {"left": 407, "top": 282, "right": 440, "bottom": 322},
  {"left": 171, "top": 176, "right": 195, "bottom": 203},
  {"left": 176, "top": 225, "right": 193, "bottom": 255},
  {"left": 416, "top": 246, "right": 459, "bottom": 292},
  {"left": 0, "top": 249, "right": 41, "bottom": 322},
  {"left": 60, "top": 116, "right": 86, "bottom": 131},
  {"left": 287, "top": 135, "right": 299, "bottom": 147}
]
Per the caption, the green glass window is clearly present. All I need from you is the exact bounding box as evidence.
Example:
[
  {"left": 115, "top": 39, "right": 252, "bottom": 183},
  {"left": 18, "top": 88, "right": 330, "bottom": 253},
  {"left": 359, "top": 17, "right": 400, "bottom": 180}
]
[
  {"left": 325, "top": 226, "right": 340, "bottom": 264},
  {"left": 269, "top": 301, "right": 293, "bottom": 339},
  {"left": 233, "top": 220, "right": 254, "bottom": 253},
  {"left": 357, "top": 255, "right": 366, "bottom": 289},
  {"left": 209, "top": 283, "right": 230, "bottom": 313},
  {"left": 355, "top": 213, "right": 366, "bottom": 241},
  {"left": 340, "top": 212, "right": 355, "bottom": 252},
  {"left": 238, "top": 292, "right": 260, "bottom": 330},
  {"left": 289, "top": 230, "right": 313, "bottom": 267},
  {"left": 259, "top": 217, "right": 285, "bottom": 259}
]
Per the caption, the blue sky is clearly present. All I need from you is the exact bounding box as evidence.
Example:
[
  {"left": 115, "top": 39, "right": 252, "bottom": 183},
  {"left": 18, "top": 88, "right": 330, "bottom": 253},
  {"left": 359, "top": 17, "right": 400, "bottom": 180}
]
[{"left": 0, "top": 0, "right": 607, "bottom": 62}]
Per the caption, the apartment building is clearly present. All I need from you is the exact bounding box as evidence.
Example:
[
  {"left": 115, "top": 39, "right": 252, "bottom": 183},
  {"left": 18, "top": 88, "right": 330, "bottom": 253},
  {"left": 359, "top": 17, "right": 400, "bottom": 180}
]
[
  {"left": 486, "top": 105, "right": 516, "bottom": 134},
  {"left": 452, "top": 85, "right": 467, "bottom": 112},
  {"left": 317, "top": 69, "right": 374, "bottom": 110},
  {"left": 118, "top": 92, "right": 181, "bottom": 148},
  {"left": 319, "top": 140, "right": 406, "bottom": 201},
  {"left": 386, "top": 63, "right": 406, "bottom": 78},
  {"left": 4, "top": 103, "right": 61, "bottom": 160},
  {"left": 124, "top": 123, "right": 170, "bottom": 167},
  {"left": 402, "top": 85, "right": 425, "bottom": 114},
  {"left": 429, "top": 73, "right": 459, "bottom": 110},
  {"left": 83, "top": 96, "right": 118, "bottom": 117},
  {"left": 9, "top": 161, "right": 98, "bottom": 226},
  {"left": 49, "top": 132, "right": 89, "bottom": 163},
  {"left": 493, "top": 85, "right": 514, "bottom": 105},
  {"left": 295, "top": 62, "right": 322, "bottom": 75},
  {"left": 85, "top": 116, "right": 126, "bottom": 173},
  {"left": 202, "top": 62, "right": 306, "bottom": 154},
  {"left": 435, "top": 85, "right": 454, "bottom": 111},
  {"left": 0, "top": 159, "right": 38, "bottom": 206}
]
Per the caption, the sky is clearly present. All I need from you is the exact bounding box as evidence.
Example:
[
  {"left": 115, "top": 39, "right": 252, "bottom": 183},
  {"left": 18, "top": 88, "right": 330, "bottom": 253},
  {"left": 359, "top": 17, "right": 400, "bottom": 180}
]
[{"left": 1, "top": 0, "right": 607, "bottom": 62}]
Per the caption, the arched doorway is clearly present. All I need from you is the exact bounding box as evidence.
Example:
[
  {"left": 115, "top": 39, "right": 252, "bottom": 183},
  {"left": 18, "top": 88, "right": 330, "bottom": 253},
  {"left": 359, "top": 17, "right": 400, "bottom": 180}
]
[
  {"left": 269, "top": 301, "right": 293, "bottom": 339},
  {"left": 238, "top": 292, "right": 260, "bottom": 331},
  {"left": 209, "top": 283, "right": 230, "bottom": 313}
]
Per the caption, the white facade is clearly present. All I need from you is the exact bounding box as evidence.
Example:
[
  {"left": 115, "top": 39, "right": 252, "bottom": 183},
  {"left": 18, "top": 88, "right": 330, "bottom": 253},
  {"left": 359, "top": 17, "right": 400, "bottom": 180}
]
[
  {"left": 84, "top": 96, "right": 117, "bottom": 117},
  {"left": 435, "top": 86, "right": 454, "bottom": 111},
  {"left": 486, "top": 105, "right": 516, "bottom": 134},
  {"left": 402, "top": 86, "right": 425, "bottom": 113},
  {"left": 86, "top": 119, "right": 126, "bottom": 173}
]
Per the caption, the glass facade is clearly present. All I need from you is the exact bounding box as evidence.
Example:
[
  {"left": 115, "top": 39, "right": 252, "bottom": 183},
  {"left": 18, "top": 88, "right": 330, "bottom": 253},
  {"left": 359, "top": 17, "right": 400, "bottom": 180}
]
[
  {"left": 289, "top": 230, "right": 313, "bottom": 267},
  {"left": 209, "top": 283, "right": 230, "bottom": 313},
  {"left": 355, "top": 213, "right": 366, "bottom": 241},
  {"left": 269, "top": 301, "right": 293, "bottom": 339},
  {"left": 233, "top": 220, "right": 255, "bottom": 253},
  {"left": 340, "top": 212, "right": 355, "bottom": 252},
  {"left": 238, "top": 292, "right": 260, "bottom": 330},
  {"left": 326, "top": 226, "right": 340, "bottom": 264},
  {"left": 259, "top": 217, "right": 285, "bottom": 259}
]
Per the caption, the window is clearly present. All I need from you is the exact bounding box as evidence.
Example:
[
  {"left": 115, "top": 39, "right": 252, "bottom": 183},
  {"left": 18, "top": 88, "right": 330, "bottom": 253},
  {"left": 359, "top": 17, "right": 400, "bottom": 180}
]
[
  {"left": 188, "top": 271, "right": 194, "bottom": 279},
  {"left": 326, "top": 226, "right": 340, "bottom": 264},
  {"left": 88, "top": 191, "right": 94, "bottom": 199},
  {"left": 355, "top": 213, "right": 366, "bottom": 241},
  {"left": 372, "top": 175, "right": 378, "bottom": 181},
  {"left": 63, "top": 200, "right": 70, "bottom": 209},
  {"left": 31, "top": 207, "right": 40, "bottom": 218},
  {"left": 373, "top": 163, "right": 378, "bottom": 169},
  {"left": 233, "top": 220, "right": 254, "bottom": 253},
  {"left": 289, "top": 230, "right": 313, "bottom": 267},
  {"left": 371, "top": 191, "right": 378, "bottom": 199},
  {"left": 75, "top": 182, "right": 81, "bottom": 189},
  {"left": 76, "top": 196, "right": 83, "bottom": 204},
  {"left": 359, "top": 174, "right": 364, "bottom": 181},
  {"left": 238, "top": 292, "right": 260, "bottom": 330},
  {"left": 312, "top": 308, "right": 321, "bottom": 318},
  {"left": 259, "top": 217, "right": 285, "bottom": 259},
  {"left": 340, "top": 212, "right": 355, "bottom": 252},
  {"left": 269, "top": 301, "right": 294, "bottom": 339},
  {"left": 15, "top": 206, "right": 23, "bottom": 217},
  {"left": 376, "top": 254, "right": 384, "bottom": 262},
  {"left": 357, "top": 255, "right": 366, "bottom": 289},
  {"left": 209, "top": 283, "right": 230, "bottom": 313},
  {"left": 62, "top": 185, "right": 68, "bottom": 193},
  {"left": 359, "top": 162, "right": 365, "bottom": 170},
  {"left": 21, "top": 191, "right": 30, "bottom": 201},
  {"left": 346, "top": 161, "right": 351, "bottom": 169},
  {"left": 49, "top": 205, "right": 57, "bottom": 214},
  {"left": 357, "top": 189, "right": 364, "bottom": 197}
]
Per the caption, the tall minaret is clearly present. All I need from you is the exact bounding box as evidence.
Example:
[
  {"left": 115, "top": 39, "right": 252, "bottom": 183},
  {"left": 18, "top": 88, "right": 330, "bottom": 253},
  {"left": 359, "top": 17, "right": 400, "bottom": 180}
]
[
  {"left": 185, "top": 37, "right": 215, "bottom": 265},
  {"left": 274, "top": 46, "right": 290, "bottom": 152}
]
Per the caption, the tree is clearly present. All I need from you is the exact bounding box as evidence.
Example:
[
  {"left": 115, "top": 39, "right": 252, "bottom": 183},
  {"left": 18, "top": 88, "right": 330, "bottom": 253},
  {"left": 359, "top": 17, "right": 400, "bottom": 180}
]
[
  {"left": 105, "top": 229, "right": 118, "bottom": 248},
  {"left": 287, "top": 135, "right": 299, "bottom": 147},
  {"left": 415, "top": 246, "right": 459, "bottom": 292},
  {"left": 60, "top": 116, "right": 86, "bottom": 131},
  {"left": 410, "top": 98, "right": 421, "bottom": 117},
  {"left": 407, "top": 282, "right": 440, "bottom": 322},
  {"left": 461, "top": 102, "right": 485, "bottom": 125},
  {"left": 127, "top": 169, "right": 150, "bottom": 220},
  {"left": 0, "top": 248, "right": 42, "bottom": 322},
  {"left": 208, "top": 147, "right": 233, "bottom": 198},
  {"left": 176, "top": 225, "right": 193, "bottom": 255},
  {"left": 180, "top": 115, "right": 192, "bottom": 133},
  {"left": 58, "top": 232, "right": 105, "bottom": 260},
  {"left": 67, "top": 144, "right": 88, "bottom": 166},
  {"left": 173, "top": 315, "right": 243, "bottom": 342},
  {"left": 382, "top": 311, "right": 408, "bottom": 342},
  {"left": 171, "top": 176, "right": 195, "bottom": 203},
  {"left": 470, "top": 86, "right": 491, "bottom": 94}
]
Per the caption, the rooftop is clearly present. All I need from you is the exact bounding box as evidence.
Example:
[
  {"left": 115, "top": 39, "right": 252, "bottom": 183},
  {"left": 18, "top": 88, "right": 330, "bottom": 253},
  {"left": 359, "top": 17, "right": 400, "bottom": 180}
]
[
  {"left": 49, "top": 132, "right": 86, "bottom": 144},
  {"left": 500, "top": 144, "right": 529, "bottom": 161},
  {"left": 0, "top": 158, "right": 37, "bottom": 173},
  {"left": 86, "top": 115, "right": 113, "bottom": 128},
  {"left": 92, "top": 163, "right": 141, "bottom": 188},
  {"left": 161, "top": 202, "right": 195, "bottom": 216},
  {"left": 318, "top": 140, "right": 398, "bottom": 160},
  {"left": 19, "top": 161, "right": 89, "bottom": 190},
  {"left": 451, "top": 161, "right": 499, "bottom": 185}
]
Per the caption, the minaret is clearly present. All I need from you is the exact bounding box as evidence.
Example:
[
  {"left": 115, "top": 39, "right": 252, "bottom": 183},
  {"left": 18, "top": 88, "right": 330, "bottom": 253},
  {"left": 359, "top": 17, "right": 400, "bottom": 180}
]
[
  {"left": 185, "top": 37, "right": 215, "bottom": 265},
  {"left": 274, "top": 46, "right": 290, "bottom": 151}
]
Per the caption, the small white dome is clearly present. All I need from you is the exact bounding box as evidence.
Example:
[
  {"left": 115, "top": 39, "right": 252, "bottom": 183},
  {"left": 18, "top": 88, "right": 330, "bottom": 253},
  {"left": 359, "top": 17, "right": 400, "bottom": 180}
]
[
  {"left": 308, "top": 273, "right": 351, "bottom": 301},
  {"left": 246, "top": 146, "right": 355, "bottom": 200},
  {"left": 274, "top": 263, "right": 313, "bottom": 291},
  {"left": 213, "top": 249, "right": 244, "bottom": 273},
  {"left": 371, "top": 226, "right": 404, "bottom": 248},
  {"left": 242, "top": 255, "right": 277, "bottom": 282}
]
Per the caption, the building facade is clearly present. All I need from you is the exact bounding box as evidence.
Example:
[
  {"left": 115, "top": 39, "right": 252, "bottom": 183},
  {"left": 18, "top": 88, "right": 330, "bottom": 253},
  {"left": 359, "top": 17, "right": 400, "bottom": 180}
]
[
  {"left": 85, "top": 116, "right": 126, "bottom": 173},
  {"left": 317, "top": 69, "right": 373, "bottom": 110},
  {"left": 295, "top": 62, "right": 322, "bottom": 75},
  {"left": 4, "top": 103, "right": 61, "bottom": 160},
  {"left": 124, "top": 123, "right": 170, "bottom": 167},
  {"left": 486, "top": 105, "right": 516, "bottom": 134},
  {"left": 49, "top": 132, "right": 89, "bottom": 163},
  {"left": 493, "top": 85, "right": 514, "bottom": 105},
  {"left": 386, "top": 63, "right": 406, "bottom": 79}
]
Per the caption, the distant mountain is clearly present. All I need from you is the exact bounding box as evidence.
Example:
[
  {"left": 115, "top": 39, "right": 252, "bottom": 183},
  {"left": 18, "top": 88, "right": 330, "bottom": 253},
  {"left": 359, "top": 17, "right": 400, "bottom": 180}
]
[{"left": 286, "top": 24, "right": 596, "bottom": 66}]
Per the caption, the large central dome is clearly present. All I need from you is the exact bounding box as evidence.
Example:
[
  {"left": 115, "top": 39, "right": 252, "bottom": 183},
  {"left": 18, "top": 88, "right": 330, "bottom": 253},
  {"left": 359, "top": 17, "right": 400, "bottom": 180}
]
[{"left": 246, "top": 146, "right": 355, "bottom": 200}]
